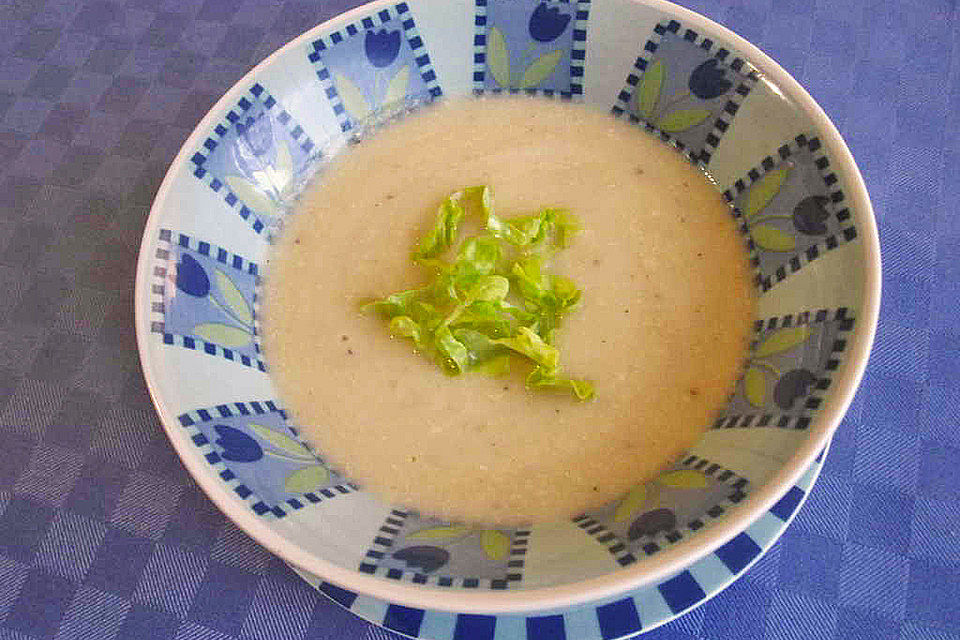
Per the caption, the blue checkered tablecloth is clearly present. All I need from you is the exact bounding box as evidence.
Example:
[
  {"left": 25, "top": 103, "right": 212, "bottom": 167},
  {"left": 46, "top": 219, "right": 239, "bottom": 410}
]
[{"left": 0, "top": 0, "right": 957, "bottom": 638}]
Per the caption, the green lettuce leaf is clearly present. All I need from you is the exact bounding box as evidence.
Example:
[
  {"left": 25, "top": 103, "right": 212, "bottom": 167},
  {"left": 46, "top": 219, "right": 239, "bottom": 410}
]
[{"left": 364, "top": 186, "right": 593, "bottom": 400}]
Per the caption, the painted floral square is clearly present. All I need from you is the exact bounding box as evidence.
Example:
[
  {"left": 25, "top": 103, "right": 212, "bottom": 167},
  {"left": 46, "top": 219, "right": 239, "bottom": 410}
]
[
  {"left": 360, "top": 512, "right": 529, "bottom": 588},
  {"left": 582, "top": 457, "right": 748, "bottom": 558},
  {"left": 725, "top": 136, "right": 857, "bottom": 291},
  {"left": 613, "top": 20, "right": 757, "bottom": 163},
  {"left": 155, "top": 230, "right": 262, "bottom": 366},
  {"left": 190, "top": 84, "right": 316, "bottom": 239},
  {"left": 308, "top": 3, "right": 442, "bottom": 133},
  {"left": 475, "top": 0, "right": 590, "bottom": 96},
  {"left": 179, "top": 402, "right": 345, "bottom": 517},
  {"left": 717, "top": 308, "right": 855, "bottom": 429}
]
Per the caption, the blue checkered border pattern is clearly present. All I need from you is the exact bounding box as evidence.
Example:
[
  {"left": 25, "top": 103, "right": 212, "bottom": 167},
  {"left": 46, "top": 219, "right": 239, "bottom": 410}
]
[
  {"left": 151, "top": 229, "right": 267, "bottom": 372},
  {"left": 611, "top": 19, "right": 759, "bottom": 165},
  {"left": 571, "top": 514, "right": 639, "bottom": 568},
  {"left": 358, "top": 511, "right": 532, "bottom": 590},
  {"left": 722, "top": 134, "right": 859, "bottom": 291},
  {"left": 472, "top": 0, "right": 591, "bottom": 99},
  {"left": 176, "top": 401, "right": 358, "bottom": 519},
  {"left": 188, "top": 83, "right": 316, "bottom": 239},
  {"left": 576, "top": 454, "right": 750, "bottom": 567},
  {"left": 714, "top": 307, "right": 855, "bottom": 429},
  {"left": 309, "top": 451, "right": 824, "bottom": 639},
  {"left": 307, "top": 2, "right": 442, "bottom": 134}
]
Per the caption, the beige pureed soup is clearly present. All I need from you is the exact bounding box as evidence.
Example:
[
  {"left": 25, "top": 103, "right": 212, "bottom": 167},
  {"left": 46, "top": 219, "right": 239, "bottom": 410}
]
[{"left": 264, "top": 97, "right": 755, "bottom": 525}]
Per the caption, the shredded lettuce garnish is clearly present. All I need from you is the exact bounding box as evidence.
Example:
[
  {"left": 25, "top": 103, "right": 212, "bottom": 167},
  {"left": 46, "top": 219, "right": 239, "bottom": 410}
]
[{"left": 363, "top": 186, "right": 594, "bottom": 401}]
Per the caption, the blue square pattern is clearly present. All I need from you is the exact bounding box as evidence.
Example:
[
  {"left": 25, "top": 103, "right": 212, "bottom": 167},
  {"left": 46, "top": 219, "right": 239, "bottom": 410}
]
[
  {"left": 596, "top": 597, "right": 642, "bottom": 639},
  {"left": 382, "top": 604, "right": 425, "bottom": 637},
  {"left": 0, "top": 495, "right": 56, "bottom": 563},
  {"left": 769, "top": 485, "right": 805, "bottom": 522},
  {"left": 778, "top": 526, "right": 843, "bottom": 600},
  {"left": 83, "top": 528, "right": 156, "bottom": 598},
  {"left": 187, "top": 561, "right": 262, "bottom": 637},
  {"left": 835, "top": 607, "right": 902, "bottom": 640},
  {"left": 929, "top": 328, "right": 960, "bottom": 386},
  {"left": 700, "top": 576, "right": 771, "bottom": 640},
  {"left": 526, "top": 614, "right": 566, "bottom": 640},
  {"left": 714, "top": 532, "right": 762, "bottom": 575},
  {"left": 847, "top": 484, "right": 916, "bottom": 553},
  {"left": 453, "top": 613, "right": 496, "bottom": 639},
  {"left": 907, "top": 558, "right": 960, "bottom": 633},
  {"left": 309, "top": 3, "right": 442, "bottom": 134},
  {"left": 910, "top": 497, "right": 960, "bottom": 560},
  {"left": 4, "top": 568, "right": 77, "bottom": 639},
  {"left": 62, "top": 461, "right": 130, "bottom": 521},
  {"left": 115, "top": 603, "right": 180, "bottom": 640},
  {"left": 658, "top": 570, "right": 708, "bottom": 615},
  {"left": 837, "top": 542, "right": 909, "bottom": 620}
]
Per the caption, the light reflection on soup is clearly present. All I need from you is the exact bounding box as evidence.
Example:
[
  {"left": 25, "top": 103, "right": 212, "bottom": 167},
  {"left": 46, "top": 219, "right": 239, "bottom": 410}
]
[{"left": 264, "top": 97, "right": 755, "bottom": 524}]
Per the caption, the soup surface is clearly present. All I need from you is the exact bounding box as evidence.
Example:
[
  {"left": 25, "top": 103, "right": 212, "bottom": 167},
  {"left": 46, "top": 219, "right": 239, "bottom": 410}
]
[{"left": 264, "top": 97, "right": 755, "bottom": 524}]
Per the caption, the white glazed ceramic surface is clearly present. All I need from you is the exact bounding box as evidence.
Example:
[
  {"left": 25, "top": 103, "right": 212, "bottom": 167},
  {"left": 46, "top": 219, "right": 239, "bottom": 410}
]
[{"left": 135, "top": 0, "right": 880, "bottom": 616}]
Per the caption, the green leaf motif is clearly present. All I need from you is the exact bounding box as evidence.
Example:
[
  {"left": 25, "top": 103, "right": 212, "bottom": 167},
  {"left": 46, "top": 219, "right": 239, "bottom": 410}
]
[
  {"left": 658, "top": 469, "right": 708, "bottom": 489},
  {"left": 754, "top": 327, "right": 811, "bottom": 358},
  {"left": 634, "top": 59, "right": 664, "bottom": 120},
  {"left": 656, "top": 108, "right": 711, "bottom": 133},
  {"left": 249, "top": 423, "right": 315, "bottom": 459},
  {"left": 614, "top": 485, "right": 647, "bottom": 523},
  {"left": 215, "top": 269, "right": 253, "bottom": 327},
  {"left": 275, "top": 141, "right": 293, "bottom": 181},
  {"left": 192, "top": 322, "right": 250, "bottom": 348},
  {"left": 744, "top": 366, "right": 766, "bottom": 407},
  {"left": 752, "top": 224, "right": 796, "bottom": 252},
  {"left": 283, "top": 465, "right": 330, "bottom": 493},
  {"left": 382, "top": 65, "right": 410, "bottom": 107},
  {"left": 521, "top": 49, "right": 563, "bottom": 88},
  {"left": 333, "top": 72, "right": 371, "bottom": 122},
  {"left": 225, "top": 175, "right": 280, "bottom": 217},
  {"left": 480, "top": 530, "right": 510, "bottom": 561},
  {"left": 743, "top": 167, "right": 790, "bottom": 217},
  {"left": 407, "top": 525, "right": 474, "bottom": 541},
  {"left": 486, "top": 26, "right": 511, "bottom": 88}
]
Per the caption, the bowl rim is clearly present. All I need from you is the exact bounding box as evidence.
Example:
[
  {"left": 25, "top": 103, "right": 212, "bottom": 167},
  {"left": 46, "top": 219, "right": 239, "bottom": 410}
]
[{"left": 134, "top": 0, "right": 881, "bottom": 615}]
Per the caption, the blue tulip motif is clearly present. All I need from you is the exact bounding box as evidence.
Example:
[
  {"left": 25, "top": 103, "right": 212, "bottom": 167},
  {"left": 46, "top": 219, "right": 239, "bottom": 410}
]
[
  {"left": 688, "top": 59, "right": 733, "bottom": 100},
  {"left": 175, "top": 254, "right": 210, "bottom": 297},
  {"left": 364, "top": 29, "right": 402, "bottom": 68},
  {"left": 773, "top": 368, "right": 818, "bottom": 409},
  {"left": 792, "top": 196, "right": 831, "bottom": 235},
  {"left": 235, "top": 112, "right": 274, "bottom": 158},
  {"left": 226, "top": 108, "right": 296, "bottom": 222},
  {"left": 169, "top": 249, "right": 256, "bottom": 350},
  {"left": 214, "top": 424, "right": 264, "bottom": 462},
  {"left": 528, "top": 2, "right": 571, "bottom": 43}
]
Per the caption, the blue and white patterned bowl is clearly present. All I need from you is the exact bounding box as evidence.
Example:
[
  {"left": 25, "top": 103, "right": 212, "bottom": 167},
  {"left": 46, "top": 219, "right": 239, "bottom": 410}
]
[{"left": 135, "top": 0, "right": 881, "bottom": 621}]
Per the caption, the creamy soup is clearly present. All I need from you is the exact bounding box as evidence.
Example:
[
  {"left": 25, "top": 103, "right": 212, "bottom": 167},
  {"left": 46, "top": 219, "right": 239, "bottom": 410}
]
[{"left": 264, "top": 97, "right": 755, "bottom": 524}]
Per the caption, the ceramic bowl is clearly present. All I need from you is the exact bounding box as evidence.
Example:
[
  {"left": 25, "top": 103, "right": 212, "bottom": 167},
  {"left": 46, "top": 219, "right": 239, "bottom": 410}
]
[{"left": 135, "top": 0, "right": 880, "bottom": 618}]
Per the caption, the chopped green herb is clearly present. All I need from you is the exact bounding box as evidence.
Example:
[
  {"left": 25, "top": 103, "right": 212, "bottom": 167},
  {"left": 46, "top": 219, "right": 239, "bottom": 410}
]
[{"left": 364, "top": 186, "right": 594, "bottom": 401}]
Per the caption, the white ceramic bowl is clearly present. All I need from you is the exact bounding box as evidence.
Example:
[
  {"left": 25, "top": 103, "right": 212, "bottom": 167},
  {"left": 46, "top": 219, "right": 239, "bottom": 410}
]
[{"left": 135, "top": 0, "right": 880, "bottom": 618}]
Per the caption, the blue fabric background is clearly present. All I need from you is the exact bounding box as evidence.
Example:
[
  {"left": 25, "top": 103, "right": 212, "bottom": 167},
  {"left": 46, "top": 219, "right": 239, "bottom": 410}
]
[{"left": 0, "top": 0, "right": 956, "bottom": 638}]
